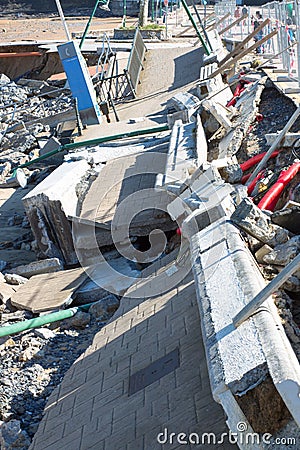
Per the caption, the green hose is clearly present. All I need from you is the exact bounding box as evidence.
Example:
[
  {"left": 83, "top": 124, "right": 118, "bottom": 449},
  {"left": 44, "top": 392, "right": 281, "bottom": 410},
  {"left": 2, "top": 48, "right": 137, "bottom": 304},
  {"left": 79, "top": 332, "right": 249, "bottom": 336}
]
[
  {"left": 17, "top": 124, "right": 169, "bottom": 171},
  {"left": 0, "top": 302, "right": 94, "bottom": 338}
]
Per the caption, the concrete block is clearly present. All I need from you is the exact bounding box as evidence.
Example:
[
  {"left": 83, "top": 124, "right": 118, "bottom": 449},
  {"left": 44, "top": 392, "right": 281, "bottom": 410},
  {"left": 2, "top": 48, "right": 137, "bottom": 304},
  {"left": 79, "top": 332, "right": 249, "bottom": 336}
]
[
  {"left": 255, "top": 244, "right": 273, "bottom": 264},
  {"left": 22, "top": 159, "right": 90, "bottom": 265},
  {"left": 7, "top": 258, "right": 63, "bottom": 278},
  {"left": 231, "top": 198, "right": 290, "bottom": 247},
  {"left": 168, "top": 92, "right": 201, "bottom": 117},
  {"left": 202, "top": 99, "right": 232, "bottom": 130}
]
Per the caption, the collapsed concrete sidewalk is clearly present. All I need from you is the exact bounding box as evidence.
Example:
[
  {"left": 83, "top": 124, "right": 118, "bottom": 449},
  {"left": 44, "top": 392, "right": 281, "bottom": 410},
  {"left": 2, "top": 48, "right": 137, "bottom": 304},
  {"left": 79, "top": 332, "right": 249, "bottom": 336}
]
[{"left": 1, "top": 7, "right": 300, "bottom": 450}]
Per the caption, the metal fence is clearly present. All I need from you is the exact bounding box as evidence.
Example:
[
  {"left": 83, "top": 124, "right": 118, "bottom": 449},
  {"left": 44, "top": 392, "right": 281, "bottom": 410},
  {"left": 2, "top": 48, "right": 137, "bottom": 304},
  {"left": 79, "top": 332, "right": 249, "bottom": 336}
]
[
  {"left": 213, "top": 0, "right": 300, "bottom": 85},
  {"left": 126, "top": 28, "right": 147, "bottom": 95}
]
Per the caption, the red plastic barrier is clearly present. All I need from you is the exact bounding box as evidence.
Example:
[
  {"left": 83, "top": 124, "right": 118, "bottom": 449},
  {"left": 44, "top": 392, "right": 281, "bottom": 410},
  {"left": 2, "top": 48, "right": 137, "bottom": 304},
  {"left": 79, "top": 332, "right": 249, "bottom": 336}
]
[
  {"left": 258, "top": 162, "right": 300, "bottom": 211},
  {"left": 240, "top": 150, "right": 280, "bottom": 172}
]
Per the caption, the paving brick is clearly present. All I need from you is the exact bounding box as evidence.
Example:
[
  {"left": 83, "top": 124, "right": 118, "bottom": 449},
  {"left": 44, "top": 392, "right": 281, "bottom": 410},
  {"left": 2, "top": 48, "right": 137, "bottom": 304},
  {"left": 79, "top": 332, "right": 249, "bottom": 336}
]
[{"left": 30, "top": 275, "right": 232, "bottom": 450}]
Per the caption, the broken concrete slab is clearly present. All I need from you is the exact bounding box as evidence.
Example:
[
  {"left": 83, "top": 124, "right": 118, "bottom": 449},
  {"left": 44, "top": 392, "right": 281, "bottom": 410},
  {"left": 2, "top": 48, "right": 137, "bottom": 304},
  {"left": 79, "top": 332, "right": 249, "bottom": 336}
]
[
  {"left": 218, "top": 77, "right": 267, "bottom": 158},
  {"left": 262, "top": 236, "right": 300, "bottom": 266},
  {"left": 22, "top": 159, "right": 89, "bottom": 265},
  {"left": 202, "top": 98, "right": 233, "bottom": 130},
  {"left": 231, "top": 198, "right": 289, "bottom": 247},
  {"left": 75, "top": 257, "right": 140, "bottom": 301},
  {"left": 10, "top": 268, "right": 87, "bottom": 313},
  {"left": 156, "top": 120, "right": 197, "bottom": 188},
  {"left": 0, "top": 283, "right": 20, "bottom": 304},
  {"left": 271, "top": 205, "right": 300, "bottom": 235},
  {"left": 88, "top": 294, "right": 120, "bottom": 320},
  {"left": 6, "top": 258, "right": 63, "bottom": 278}
]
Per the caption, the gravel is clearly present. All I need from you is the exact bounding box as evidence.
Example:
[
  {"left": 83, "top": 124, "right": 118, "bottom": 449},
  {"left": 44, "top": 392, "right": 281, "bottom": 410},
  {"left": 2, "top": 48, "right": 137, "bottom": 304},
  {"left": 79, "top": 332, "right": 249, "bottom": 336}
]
[{"left": 0, "top": 317, "right": 104, "bottom": 441}]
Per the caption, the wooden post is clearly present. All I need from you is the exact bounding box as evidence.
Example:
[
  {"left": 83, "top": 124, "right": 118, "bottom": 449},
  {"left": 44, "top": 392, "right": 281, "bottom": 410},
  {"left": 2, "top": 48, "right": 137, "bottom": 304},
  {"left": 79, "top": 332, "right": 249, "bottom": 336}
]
[
  {"left": 205, "top": 12, "right": 231, "bottom": 32},
  {"left": 233, "top": 253, "right": 300, "bottom": 327},
  {"left": 176, "top": 25, "right": 194, "bottom": 37},
  {"left": 219, "top": 13, "right": 248, "bottom": 36},
  {"left": 246, "top": 105, "right": 300, "bottom": 186},
  {"left": 219, "top": 18, "right": 270, "bottom": 65},
  {"left": 207, "top": 29, "right": 278, "bottom": 80}
]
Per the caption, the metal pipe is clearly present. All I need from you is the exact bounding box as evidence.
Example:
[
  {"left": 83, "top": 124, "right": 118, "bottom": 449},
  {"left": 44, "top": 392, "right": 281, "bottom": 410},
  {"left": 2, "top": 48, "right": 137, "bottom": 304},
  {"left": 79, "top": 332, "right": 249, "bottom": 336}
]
[
  {"left": 246, "top": 105, "right": 300, "bottom": 186},
  {"left": 180, "top": 0, "right": 210, "bottom": 55},
  {"left": 191, "top": 0, "right": 213, "bottom": 51},
  {"left": 0, "top": 302, "right": 95, "bottom": 338},
  {"left": 233, "top": 253, "right": 300, "bottom": 328},
  {"left": 54, "top": 0, "right": 72, "bottom": 41},
  {"left": 80, "top": 0, "right": 101, "bottom": 49},
  {"left": 17, "top": 124, "right": 169, "bottom": 170}
]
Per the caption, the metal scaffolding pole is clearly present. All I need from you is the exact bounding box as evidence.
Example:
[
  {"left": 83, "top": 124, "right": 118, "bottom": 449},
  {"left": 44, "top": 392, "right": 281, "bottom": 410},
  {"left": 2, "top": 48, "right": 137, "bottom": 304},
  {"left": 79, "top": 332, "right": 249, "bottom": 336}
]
[{"left": 55, "top": 0, "right": 72, "bottom": 41}]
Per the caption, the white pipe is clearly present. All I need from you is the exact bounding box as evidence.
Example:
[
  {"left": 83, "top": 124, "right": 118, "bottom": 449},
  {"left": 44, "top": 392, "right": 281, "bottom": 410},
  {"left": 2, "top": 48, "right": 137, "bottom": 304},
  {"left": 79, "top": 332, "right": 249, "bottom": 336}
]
[{"left": 55, "top": 0, "right": 72, "bottom": 41}]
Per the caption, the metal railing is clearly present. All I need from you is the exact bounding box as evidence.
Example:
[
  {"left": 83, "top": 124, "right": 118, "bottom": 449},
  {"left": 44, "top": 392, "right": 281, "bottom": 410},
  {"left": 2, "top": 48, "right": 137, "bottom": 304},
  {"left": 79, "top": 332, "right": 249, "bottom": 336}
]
[
  {"left": 213, "top": 1, "right": 300, "bottom": 85},
  {"left": 126, "top": 27, "right": 147, "bottom": 95}
]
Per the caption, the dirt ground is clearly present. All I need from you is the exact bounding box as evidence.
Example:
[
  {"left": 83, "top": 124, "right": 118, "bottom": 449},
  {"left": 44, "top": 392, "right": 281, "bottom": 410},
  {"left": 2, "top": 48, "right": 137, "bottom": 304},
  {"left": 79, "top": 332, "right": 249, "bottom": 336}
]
[{"left": 0, "top": 15, "right": 137, "bottom": 42}]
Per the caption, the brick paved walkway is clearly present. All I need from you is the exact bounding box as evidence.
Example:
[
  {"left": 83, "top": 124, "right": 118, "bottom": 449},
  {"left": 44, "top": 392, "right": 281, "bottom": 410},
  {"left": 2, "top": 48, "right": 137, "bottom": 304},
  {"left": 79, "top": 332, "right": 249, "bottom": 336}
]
[{"left": 30, "top": 269, "right": 236, "bottom": 450}]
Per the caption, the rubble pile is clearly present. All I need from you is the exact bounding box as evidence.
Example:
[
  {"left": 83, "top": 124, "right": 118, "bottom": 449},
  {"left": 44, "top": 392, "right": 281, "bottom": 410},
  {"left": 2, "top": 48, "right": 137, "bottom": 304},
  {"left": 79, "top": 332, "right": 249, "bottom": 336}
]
[
  {"left": 0, "top": 74, "right": 73, "bottom": 183},
  {"left": 0, "top": 10, "right": 300, "bottom": 448}
]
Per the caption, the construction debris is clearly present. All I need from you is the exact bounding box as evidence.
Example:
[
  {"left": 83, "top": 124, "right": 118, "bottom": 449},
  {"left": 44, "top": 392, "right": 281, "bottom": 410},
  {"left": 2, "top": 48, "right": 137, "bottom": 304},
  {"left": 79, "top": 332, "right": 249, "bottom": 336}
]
[
  {"left": 9, "top": 268, "right": 87, "bottom": 312},
  {"left": 0, "top": 4, "right": 300, "bottom": 449}
]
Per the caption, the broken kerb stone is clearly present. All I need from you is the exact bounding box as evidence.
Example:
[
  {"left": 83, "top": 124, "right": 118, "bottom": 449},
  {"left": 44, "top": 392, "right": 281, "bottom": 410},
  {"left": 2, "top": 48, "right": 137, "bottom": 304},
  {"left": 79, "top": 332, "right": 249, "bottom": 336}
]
[
  {"left": 190, "top": 218, "right": 268, "bottom": 397},
  {"left": 6, "top": 258, "right": 63, "bottom": 278},
  {"left": 189, "top": 217, "right": 300, "bottom": 429},
  {"left": 231, "top": 198, "right": 289, "bottom": 247},
  {"left": 156, "top": 120, "right": 197, "bottom": 188},
  {"left": 202, "top": 98, "right": 233, "bottom": 131},
  {"left": 168, "top": 92, "right": 201, "bottom": 119},
  {"left": 22, "top": 159, "right": 89, "bottom": 265},
  {"left": 168, "top": 165, "right": 234, "bottom": 223}
]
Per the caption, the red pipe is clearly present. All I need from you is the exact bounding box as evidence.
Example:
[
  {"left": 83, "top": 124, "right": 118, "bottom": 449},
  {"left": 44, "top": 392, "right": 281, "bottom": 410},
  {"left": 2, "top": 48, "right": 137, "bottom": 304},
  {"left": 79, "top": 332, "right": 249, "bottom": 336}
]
[
  {"left": 241, "top": 173, "right": 251, "bottom": 184},
  {"left": 258, "top": 162, "right": 300, "bottom": 211},
  {"left": 240, "top": 150, "right": 280, "bottom": 172}
]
